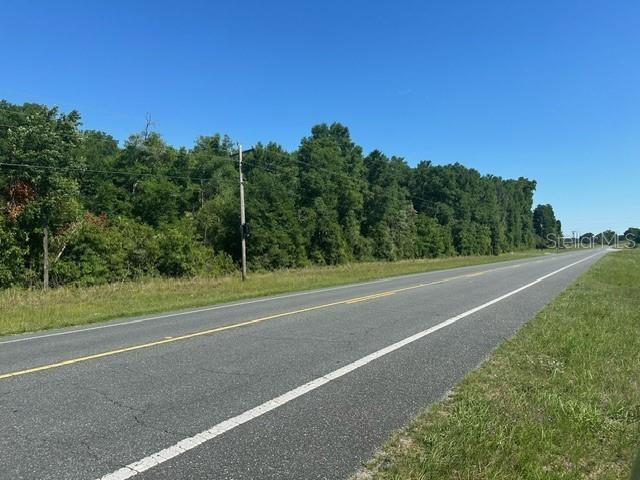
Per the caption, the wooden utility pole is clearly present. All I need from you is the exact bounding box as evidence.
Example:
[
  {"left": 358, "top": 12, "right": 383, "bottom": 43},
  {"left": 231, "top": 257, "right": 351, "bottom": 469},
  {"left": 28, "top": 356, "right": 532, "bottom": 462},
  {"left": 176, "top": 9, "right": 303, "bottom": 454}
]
[
  {"left": 43, "top": 224, "right": 49, "bottom": 290},
  {"left": 238, "top": 145, "right": 247, "bottom": 281}
]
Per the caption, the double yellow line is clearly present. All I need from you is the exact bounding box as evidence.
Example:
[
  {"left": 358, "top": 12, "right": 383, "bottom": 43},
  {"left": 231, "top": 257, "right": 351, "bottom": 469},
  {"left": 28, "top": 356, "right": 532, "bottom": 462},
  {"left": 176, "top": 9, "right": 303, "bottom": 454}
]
[{"left": 0, "top": 266, "right": 510, "bottom": 381}]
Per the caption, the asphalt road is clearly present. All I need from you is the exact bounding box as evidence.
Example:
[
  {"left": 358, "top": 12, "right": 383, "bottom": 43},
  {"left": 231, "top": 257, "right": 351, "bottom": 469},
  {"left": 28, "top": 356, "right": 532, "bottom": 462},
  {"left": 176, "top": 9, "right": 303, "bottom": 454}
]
[{"left": 0, "top": 248, "right": 607, "bottom": 480}]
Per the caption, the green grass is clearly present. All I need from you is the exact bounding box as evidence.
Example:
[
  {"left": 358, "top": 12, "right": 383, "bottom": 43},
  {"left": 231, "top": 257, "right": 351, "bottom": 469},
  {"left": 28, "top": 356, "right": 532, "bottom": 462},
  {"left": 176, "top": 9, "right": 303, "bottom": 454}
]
[
  {"left": 0, "top": 251, "right": 551, "bottom": 338},
  {"left": 356, "top": 249, "right": 640, "bottom": 480}
]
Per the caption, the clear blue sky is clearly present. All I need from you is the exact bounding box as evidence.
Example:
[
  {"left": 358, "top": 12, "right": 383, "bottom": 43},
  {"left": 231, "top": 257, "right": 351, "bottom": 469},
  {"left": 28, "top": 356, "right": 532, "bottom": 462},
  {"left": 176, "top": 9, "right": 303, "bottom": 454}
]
[{"left": 2, "top": 0, "right": 638, "bottom": 234}]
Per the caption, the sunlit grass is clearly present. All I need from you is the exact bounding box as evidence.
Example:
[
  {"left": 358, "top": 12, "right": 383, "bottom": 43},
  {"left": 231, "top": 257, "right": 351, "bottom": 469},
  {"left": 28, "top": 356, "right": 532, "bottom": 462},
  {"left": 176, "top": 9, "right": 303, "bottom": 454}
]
[
  {"left": 0, "top": 251, "right": 546, "bottom": 337},
  {"left": 357, "top": 249, "right": 640, "bottom": 480}
]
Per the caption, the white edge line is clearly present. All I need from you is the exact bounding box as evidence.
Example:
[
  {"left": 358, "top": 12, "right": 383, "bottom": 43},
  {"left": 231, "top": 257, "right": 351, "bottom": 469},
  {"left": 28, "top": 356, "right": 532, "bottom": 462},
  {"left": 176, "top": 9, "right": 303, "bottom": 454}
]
[
  {"left": 0, "top": 251, "right": 576, "bottom": 346},
  {"left": 97, "top": 251, "right": 602, "bottom": 480}
]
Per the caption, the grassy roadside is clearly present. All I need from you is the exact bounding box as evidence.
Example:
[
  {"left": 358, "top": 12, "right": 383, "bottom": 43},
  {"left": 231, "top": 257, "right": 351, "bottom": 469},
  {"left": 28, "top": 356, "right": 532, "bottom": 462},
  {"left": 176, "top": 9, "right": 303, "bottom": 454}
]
[
  {"left": 0, "top": 250, "right": 552, "bottom": 337},
  {"left": 355, "top": 249, "right": 640, "bottom": 480}
]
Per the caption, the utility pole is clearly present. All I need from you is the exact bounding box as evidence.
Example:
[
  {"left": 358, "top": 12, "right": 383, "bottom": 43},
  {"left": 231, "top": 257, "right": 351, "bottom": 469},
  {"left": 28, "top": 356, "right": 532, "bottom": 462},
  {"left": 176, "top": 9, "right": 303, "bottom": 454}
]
[
  {"left": 43, "top": 224, "right": 49, "bottom": 290},
  {"left": 238, "top": 145, "right": 247, "bottom": 281}
]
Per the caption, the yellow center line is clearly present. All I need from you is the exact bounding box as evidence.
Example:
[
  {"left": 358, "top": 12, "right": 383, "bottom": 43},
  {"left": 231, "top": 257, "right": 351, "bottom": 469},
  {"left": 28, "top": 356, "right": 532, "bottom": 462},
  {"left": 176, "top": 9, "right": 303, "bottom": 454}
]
[
  {"left": 0, "top": 267, "right": 497, "bottom": 381},
  {"left": 344, "top": 291, "right": 397, "bottom": 304},
  {"left": 463, "top": 271, "right": 486, "bottom": 278}
]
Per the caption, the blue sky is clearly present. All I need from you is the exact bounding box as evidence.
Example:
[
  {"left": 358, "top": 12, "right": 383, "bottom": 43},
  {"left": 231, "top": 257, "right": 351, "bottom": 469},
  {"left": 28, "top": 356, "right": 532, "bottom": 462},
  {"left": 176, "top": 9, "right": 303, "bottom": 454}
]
[{"left": 2, "top": 0, "right": 638, "bottom": 234}]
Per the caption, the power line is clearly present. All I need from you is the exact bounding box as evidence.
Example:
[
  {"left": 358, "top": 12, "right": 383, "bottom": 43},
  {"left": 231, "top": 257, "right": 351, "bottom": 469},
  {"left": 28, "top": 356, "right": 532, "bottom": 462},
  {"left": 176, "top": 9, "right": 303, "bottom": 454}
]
[
  {"left": 244, "top": 153, "right": 348, "bottom": 180},
  {"left": 2, "top": 108, "right": 390, "bottom": 184},
  {"left": 1, "top": 156, "right": 513, "bottom": 221},
  {"left": 0, "top": 162, "right": 209, "bottom": 183},
  {"left": 0, "top": 154, "right": 290, "bottom": 185}
]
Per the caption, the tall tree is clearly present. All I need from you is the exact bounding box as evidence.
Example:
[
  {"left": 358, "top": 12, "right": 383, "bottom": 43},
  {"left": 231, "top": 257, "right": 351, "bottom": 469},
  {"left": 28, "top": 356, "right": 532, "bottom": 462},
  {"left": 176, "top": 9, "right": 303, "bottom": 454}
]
[
  {"left": 296, "top": 123, "right": 369, "bottom": 263},
  {"left": 624, "top": 227, "right": 639, "bottom": 247},
  {"left": 243, "top": 143, "right": 306, "bottom": 268},
  {"left": 191, "top": 134, "right": 238, "bottom": 259},
  {"left": 363, "top": 150, "right": 415, "bottom": 260},
  {"left": 533, "top": 204, "right": 560, "bottom": 247},
  {"left": 0, "top": 99, "right": 560, "bottom": 288},
  {"left": 0, "top": 102, "right": 84, "bottom": 286}
]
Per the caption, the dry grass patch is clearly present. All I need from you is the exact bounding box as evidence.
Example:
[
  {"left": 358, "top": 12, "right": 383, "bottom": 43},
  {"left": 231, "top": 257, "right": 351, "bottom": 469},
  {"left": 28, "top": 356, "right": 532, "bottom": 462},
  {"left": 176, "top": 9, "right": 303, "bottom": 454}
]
[{"left": 0, "top": 250, "right": 545, "bottom": 337}]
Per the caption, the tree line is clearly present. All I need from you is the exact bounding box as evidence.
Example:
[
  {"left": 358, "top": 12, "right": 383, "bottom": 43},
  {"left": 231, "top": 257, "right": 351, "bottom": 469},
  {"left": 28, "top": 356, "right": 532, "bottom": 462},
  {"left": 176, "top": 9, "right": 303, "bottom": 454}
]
[{"left": 1, "top": 100, "right": 564, "bottom": 288}]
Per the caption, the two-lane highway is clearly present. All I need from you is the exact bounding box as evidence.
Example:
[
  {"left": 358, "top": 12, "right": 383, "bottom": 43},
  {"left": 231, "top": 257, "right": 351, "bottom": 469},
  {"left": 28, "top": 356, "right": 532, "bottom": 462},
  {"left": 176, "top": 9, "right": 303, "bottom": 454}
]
[{"left": 0, "top": 249, "right": 607, "bottom": 479}]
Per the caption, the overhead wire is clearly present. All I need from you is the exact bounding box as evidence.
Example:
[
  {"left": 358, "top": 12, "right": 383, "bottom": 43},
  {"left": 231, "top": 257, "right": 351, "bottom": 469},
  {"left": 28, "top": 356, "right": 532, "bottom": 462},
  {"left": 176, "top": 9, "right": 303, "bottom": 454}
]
[
  {"left": 0, "top": 156, "right": 437, "bottom": 211},
  {"left": 0, "top": 162, "right": 209, "bottom": 183},
  {"left": 0, "top": 147, "right": 468, "bottom": 214}
]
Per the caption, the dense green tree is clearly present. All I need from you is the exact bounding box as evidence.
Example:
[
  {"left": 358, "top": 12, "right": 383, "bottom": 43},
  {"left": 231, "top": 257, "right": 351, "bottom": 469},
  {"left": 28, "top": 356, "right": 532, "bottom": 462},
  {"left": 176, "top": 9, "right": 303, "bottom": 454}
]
[
  {"left": 624, "top": 227, "right": 639, "bottom": 246},
  {"left": 594, "top": 229, "right": 617, "bottom": 246},
  {"left": 414, "top": 214, "right": 454, "bottom": 257},
  {"left": 363, "top": 151, "right": 415, "bottom": 260},
  {"left": 79, "top": 130, "right": 125, "bottom": 216},
  {"left": 50, "top": 214, "right": 135, "bottom": 286},
  {"left": 132, "top": 178, "right": 182, "bottom": 226},
  {"left": 296, "top": 123, "right": 369, "bottom": 263},
  {"left": 533, "top": 204, "right": 559, "bottom": 247},
  {"left": 0, "top": 217, "right": 27, "bottom": 287},
  {"left": 0, "top": 102, "right": 84, "bottom": 284},
  {"left": 579, "top": 232, "right": 595, "bottom": 247},
  {"left": 409, "top": 162, "right": 529, "bottom": 255},
  {"left": 243, "top": 143, "right": 306, "bottom": 268},
  {"left": 0, "top": 100, "right": 562, "bottom": 289},
  {"left": 498, "top": 178, "right": 536, "bottom": 249},
  {"left": 190, "top": 134, "right": 238, "bottom": 257}
]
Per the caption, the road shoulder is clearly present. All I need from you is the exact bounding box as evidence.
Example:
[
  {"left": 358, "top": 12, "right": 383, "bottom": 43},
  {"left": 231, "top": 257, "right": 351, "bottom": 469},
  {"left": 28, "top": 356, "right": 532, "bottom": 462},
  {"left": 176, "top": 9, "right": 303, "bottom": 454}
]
[{"left": 354, "top": 249, "right": 639, "bottom": 479}]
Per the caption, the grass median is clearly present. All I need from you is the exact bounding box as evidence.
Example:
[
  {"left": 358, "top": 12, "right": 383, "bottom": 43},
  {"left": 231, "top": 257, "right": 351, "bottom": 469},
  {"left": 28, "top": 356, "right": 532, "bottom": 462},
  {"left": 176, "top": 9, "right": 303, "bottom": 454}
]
[
  {"left": 0, "top": 250, "right": 550, "bottom": 338},
  {"left": 355, "top": 249, "right": 639, "bottom": 480}
]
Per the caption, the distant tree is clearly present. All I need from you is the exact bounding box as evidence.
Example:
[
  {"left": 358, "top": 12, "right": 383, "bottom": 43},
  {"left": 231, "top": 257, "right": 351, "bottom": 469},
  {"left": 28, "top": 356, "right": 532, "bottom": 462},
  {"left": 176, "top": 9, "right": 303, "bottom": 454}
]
[
  {"left": 496, "top": 178, "right": 536, "bottom": 250},
  {"left": 533, "top": 204, "right": 560, "bottom": 248},
  {"left": 594, "top": 230, "right": 617, "bottom": 246},
  {"left": 624, "top": 227, "right": 639, "bottom": 247}
]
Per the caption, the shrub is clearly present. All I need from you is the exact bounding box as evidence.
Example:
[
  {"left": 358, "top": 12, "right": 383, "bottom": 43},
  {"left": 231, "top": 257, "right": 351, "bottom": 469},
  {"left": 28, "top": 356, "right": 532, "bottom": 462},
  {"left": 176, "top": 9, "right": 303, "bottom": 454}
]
[
  {"left": 50, "top": 216, "right": 235, "bottom": 286},
  {"left": 156, "top": 219, "right": 206, "bottom": 277},
  {"left": 0, "top": 217, "right": 27, "bottom": 288},
  {"left": 415, "top": 214, "right": 455, "bottom": 258},
  {"left": 50, "top": 215, "right": 158, "bottom": 285}
]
